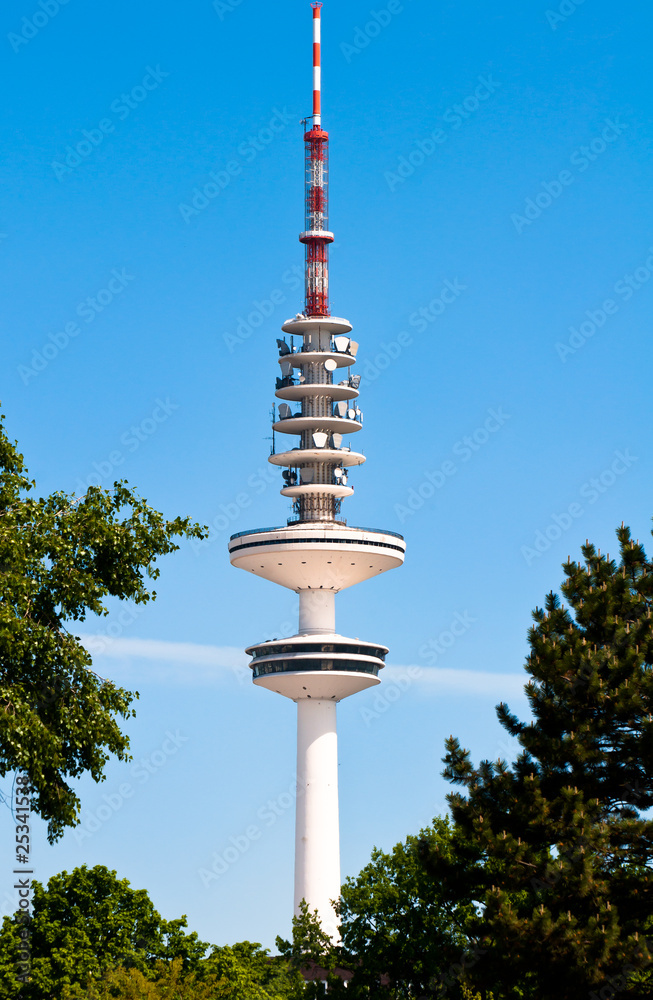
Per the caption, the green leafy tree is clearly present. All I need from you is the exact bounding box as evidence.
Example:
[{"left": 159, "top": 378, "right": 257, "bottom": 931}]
[
  {"left": 335, "top": 818, "right": 479, "bottom": 998},
  {"left": 0, "top": 865, "right": 208, "bottom": 999},
  {"left": 62, "top": 953, "right": 295, "bottom": 999},
  {"left": 276, "top": 901, "right": 341, "bottom": 997},
  {"left": 425, "top": 523, "right": 653, "bottom": 999},
  {"left": 0, "top": 409, "right": 205, "bottom": 840},
  {"left": 203, "top": 942, "right": 305, "bottom": 999},
  {"left": 61, "top": 958, "right": 220, "bottom": 999}
]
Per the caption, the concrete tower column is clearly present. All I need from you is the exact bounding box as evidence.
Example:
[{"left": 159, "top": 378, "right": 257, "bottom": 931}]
[
  {"left": 294, "top": 697, "right": 340, "bottom": 939},
  {"left": 227, "top": 3, "right": 406, "bottom": 948},
  {"left": 298, "top": 589, "right": 335, "bottom": 634}
]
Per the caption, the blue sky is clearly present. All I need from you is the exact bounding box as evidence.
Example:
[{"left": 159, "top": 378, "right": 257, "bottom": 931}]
[{"left": 1, "top": 0, "right": 652, "bottom": 951}]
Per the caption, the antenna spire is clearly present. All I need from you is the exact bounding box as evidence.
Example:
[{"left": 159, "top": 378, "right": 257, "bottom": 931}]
[
  {"left": 302, "top": 3, "right": 332, "bottom": 317},
  {"left": 312, "top": 2, "right": 322, "bottom": 126}
]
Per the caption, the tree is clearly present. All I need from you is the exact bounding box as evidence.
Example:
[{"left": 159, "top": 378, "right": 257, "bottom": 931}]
[
  {"left": 0, "top": 409, "right": 205, "bottom": 840},
  {"left": 203, "top": 942, "right": 305, "bottom": 999},
  {"left": 276, "top": 901, "right": 340, "bottom": 998},
  {"left": 335, "top": 818, "right": 479, "bottom": 998},
  {"left": 425, "top": 523, "right": 653, "bottom": 999},
  {"left": 61, "top": 958, "right": 219, "bottom": 999},
  {"left": 0, "top": 865, "right": 209, "bottom": 999}
]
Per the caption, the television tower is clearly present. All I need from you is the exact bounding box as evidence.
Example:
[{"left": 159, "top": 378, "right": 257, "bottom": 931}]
[{"left": 228, "top": 2, "right": 405, "bottom": 940}]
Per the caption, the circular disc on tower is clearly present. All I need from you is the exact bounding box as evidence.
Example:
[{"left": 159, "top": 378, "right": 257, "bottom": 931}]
[{"left": 324, "top": 359, "right": 337, "bottom": 372}]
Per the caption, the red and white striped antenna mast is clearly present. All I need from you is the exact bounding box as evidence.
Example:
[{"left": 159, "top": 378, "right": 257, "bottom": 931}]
[
  {"left": 301, "top": 1, "right": 333, "bottom": 317},
  {"left": 312, "top": 1, "right": 322, "bottom": 126}
]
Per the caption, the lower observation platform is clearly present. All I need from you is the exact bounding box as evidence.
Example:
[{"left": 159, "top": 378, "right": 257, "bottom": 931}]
[{"left": 228, "top": 523, "right": 405, "bottom": 591}]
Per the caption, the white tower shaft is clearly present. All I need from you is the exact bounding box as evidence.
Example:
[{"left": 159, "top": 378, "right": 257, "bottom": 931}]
[
  {"left": 228, "top": 3, "right": 405, "bottom": 946},
  {"left": 295, "top": 698, "right": 340, "bottom": 938}
]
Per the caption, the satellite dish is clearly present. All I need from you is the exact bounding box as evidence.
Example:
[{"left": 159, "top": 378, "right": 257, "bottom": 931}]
[
  {"left": 312, "top": 432, "right": 328, "bottom": 448},
  {"left": 277, "top": 339, "right": 291, "bottom": 356},
  {"left": 301, "top": 469, "right": 315, "bottom": 484},
  {"left": 349, "top": 341, "right": 359, "bottom": 357},
  {"left": 347, "top": 408, "right": 356, "bottom": 420},
  {"left": 333, "top": 336, "right": 350, "bottom": 353},
  {"left": 281, "top": 360, "right": 292, "bottom": 378},
  {"left": 324, "top": 359, "right": 337, "bottom": 372},
  {"left": 278, "top": 403, "right": 292, "bottom": 419},
  {"left": 333, "top": 468, "right": 343, "bottom": 481},
  {"left": 334, "top": 401, "right": 347, "bottom": 417},
  {"left": 331, "top": 433, "right": 343, "bottom": 448},
  {"left": 342, "top": 473, "right": 348, "bottom": 485}
]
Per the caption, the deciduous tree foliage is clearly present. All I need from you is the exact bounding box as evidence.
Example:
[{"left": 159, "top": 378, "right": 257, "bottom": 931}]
[
  {"left": 424, "top": 523, "right": 653, "bottom": 999},
  {"left": 0, "top": 865, "right": 208, "bottom": 999},
  {"left": 334, "top": 818, "right": 478, "bottom": 997},
  {"left": 0, "top": 410, "right": 205, "bottom": 840}
]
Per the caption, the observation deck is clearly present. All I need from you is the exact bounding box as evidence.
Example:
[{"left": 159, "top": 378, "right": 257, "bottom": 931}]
[
  {"left": 245, "top": 632, "right": 387, "bottom": 701},
  {"left": 228, "top": 523, "right": 406, "bottom": 591}
]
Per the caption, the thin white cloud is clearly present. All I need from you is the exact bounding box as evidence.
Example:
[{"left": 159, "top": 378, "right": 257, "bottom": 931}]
[
  {"left": 383, "top": 665, "right": 528, "bottom": 699},
  {"left": 76, "top": 634, "right": 249, "bottom": 685},
  {"left": 76, "top": 634, "right": 528, "bottom": 696}
]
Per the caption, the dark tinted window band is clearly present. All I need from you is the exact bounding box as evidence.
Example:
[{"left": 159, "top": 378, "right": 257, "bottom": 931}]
[
  {"left": 250, "top": 643, "right": 386, "bottom": 659},
  {"left": 253, "top": 659, "right": 380, "bottom": 679},
  {"left": 230, "top": 537, "right": 405, "bottom": 555}
]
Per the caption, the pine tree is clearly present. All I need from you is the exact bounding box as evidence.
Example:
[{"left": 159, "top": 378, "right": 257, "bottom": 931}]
[{"left": 425, "top": 523, "right": 653, "bottom": 999}]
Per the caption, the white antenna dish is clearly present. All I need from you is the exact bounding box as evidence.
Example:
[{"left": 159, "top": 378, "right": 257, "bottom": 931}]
[
  {"left": 331, "top": 433, "right": 343, "bottom": 448},
  {"left": 312, "top": 431, "right": 328, "bottom": 448},
  {"left": 281, "top": 360, "right": 292, "bottom": 378},
  {"left": 278, "top": 403, "right": 292, "bottom": 419},
  {"left": 347, "top": 408, "right": 356, "bottom": 420},
  {"left": 334, "top": 401, "right": 347, "bottom": 417},
  {"left": 333, "top": 336, "right": 350, "bottom": 353},
  {"left": 301, "top": 469, "right": 315, "bottom": 484},
  {"left": 333, "top": 468, "right": 343, "bottom": 480},
  {"left": 324, "top": 359, "right": 337, "bottom": 372},
  {"left": 349, "top": 340, "right": 359, "bottom": 357}
]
